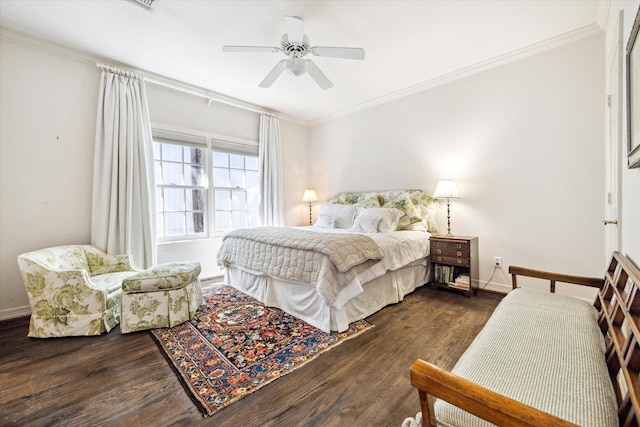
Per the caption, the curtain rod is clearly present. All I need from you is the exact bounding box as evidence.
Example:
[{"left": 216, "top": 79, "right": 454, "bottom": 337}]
[{"left": 95, "top": 62, "right": 273, "bottom": 117}]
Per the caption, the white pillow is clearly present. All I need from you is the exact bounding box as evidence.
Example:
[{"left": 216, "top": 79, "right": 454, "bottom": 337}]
[
  {"left": 319, "top": 204, "right": 357, "bottom": 229},
  {"left": 314, "top": 214, "right": 337, "bottom": 229},
  {"left": 357, "top": 207, "right": 403, "bottom": 233},
  {"left": 351, "top": 214, "right": 382, "bottom": 233}
]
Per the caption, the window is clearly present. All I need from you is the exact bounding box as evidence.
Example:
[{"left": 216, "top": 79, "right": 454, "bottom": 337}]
[
  {"left": 153, "top": 131, "right": 259, "bottom": 241},
  {"left": 212, "top": 151, "right": 260, "bottom": 233}
]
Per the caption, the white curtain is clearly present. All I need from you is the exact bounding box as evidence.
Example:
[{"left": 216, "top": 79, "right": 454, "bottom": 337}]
[
  {"left": 91, "top": 68, "right": 156, "bottom": 268},
  {"left": 258, "top": 113, "right": 284, "bottom": 227}
]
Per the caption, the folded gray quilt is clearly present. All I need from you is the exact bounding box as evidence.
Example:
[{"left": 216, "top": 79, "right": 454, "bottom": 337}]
[{"left": 217, "top": 227, "right": 385, "bottom": 304}]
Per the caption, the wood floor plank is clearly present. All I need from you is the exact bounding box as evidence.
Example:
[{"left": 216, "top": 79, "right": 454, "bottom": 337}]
[{"left": 0, "top": 286, "right": 502, "bottom": 427}]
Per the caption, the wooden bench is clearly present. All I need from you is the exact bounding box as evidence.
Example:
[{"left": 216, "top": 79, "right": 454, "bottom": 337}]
[{"left": 410, "top": 251, "right": 640, "bottom": 427}]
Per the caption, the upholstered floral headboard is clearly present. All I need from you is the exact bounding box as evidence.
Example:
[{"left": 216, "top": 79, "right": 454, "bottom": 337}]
[{"left": 329, "top": 189, "right": 439, "bottom": 234}]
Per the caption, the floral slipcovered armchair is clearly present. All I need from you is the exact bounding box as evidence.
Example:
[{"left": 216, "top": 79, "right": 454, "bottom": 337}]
[{"left": 17, "top": 245, "right": 141, "bottom": 338}]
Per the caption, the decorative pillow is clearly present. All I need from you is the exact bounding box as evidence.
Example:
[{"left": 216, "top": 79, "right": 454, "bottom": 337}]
[
  {"left": 382, "top": 192, "right": 422, "bottom": 230},
  {"left": 314, "top": 214, "right": 337, "bottom": 229},
  {"left": 351, "top": 214, "right": 382, "bottom": 233},
  {"left": 357, "top": 192, "right": 382, "bottom": 208},
  {"left": 406, "top": 190, "right": 439, "bottom": 233},
  {"left": 357, "top": 207, "right": 403, "bottom": 233},
  {"left": 330, "top": 192, "right": 360, "bottom": 205},
  {"left": 319, "top": 204, "right": 357, "bottom": 229}
]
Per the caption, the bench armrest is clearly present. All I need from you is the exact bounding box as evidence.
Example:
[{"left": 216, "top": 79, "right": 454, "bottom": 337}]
[
  {"left": 410, "top": 359, "right": 578, "bottom": 427},
  {"left": 508, "top": 265, "right": 604, "bottom": 292}
]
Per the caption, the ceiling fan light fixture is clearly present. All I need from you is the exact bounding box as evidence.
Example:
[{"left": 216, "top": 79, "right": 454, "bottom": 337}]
[{"left": 286, "top": 55, "right": 306, "bottom": 76}]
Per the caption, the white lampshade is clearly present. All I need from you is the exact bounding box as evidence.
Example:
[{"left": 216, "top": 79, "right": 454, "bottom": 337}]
[
  {"left": 433, "top": 180, "right": 460, "bottom": 199},
  {"left": 302, "top": 189, "right": 318, "bottom": 202}
]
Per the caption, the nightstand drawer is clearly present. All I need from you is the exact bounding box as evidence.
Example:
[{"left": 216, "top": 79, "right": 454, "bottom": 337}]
[
  {"left": 431, "top": 240, "right": 470, "bottom": 256},
  {"left": 432, "top": 254, "right": 470, "bottom": 267}
]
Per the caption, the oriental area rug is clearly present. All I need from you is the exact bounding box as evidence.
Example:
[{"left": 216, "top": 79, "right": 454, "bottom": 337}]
[{"left": 150, "top": 285, "right": 372, "bottom": 417}]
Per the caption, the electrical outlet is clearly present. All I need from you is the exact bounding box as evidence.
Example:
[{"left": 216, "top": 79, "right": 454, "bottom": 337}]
[{"left": 493, "top": 256, "right": 502, "bottom": 268}]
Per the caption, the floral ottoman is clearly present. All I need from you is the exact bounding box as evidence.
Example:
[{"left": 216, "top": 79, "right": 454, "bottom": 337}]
[{"left": 120, "top": 261, "right": 203, "bottom": 333}]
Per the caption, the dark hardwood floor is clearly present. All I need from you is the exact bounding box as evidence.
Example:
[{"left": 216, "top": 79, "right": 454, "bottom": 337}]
[{"left": 0, "top": 286, "right": 503, "bottom": 427}]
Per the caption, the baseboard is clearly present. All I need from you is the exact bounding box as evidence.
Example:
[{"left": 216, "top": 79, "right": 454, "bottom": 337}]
[
  {"left": 0, "top": 305, "right": 31, "bottom": 321},
  {"left": 477, "top": 280, "right": 511, "bottom": 294}
]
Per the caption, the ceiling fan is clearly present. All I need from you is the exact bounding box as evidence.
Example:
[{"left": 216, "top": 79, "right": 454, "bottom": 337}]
[{"left": 222, "top": 16, "right": 365, "bottom": 90}]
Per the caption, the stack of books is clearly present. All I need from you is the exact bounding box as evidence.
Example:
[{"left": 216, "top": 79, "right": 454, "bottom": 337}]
[{"left": 448, "top": 274, "right": 470, "bottom": 291}]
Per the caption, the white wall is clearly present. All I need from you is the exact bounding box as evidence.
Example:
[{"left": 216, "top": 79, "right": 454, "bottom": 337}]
[
  {"left": 605, "top": 1, "right": 640, "bottom": 266},
  {"left": 0, "top": 37, "right": 99, "bottom": 319},
  {"left": 310, "top": 33, "right": 606, "bottom": 294},
  {"left": 0, "top": 32, "right": 309, "bottom": 318}
]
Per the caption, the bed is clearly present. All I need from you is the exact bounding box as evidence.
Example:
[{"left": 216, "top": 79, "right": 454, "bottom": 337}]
[{"left": 217, "top": 190, "right": 439, "bottom": 333}]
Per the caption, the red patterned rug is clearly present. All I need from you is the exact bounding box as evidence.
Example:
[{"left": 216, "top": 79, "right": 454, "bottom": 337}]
[{"left": 150, "top": 285, "right": 372, "bottom": 416}]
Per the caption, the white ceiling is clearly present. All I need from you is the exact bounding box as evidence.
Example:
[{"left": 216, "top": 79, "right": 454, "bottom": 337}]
[{"left": 0, "top": 0, "right": 605, "bottom": 124}]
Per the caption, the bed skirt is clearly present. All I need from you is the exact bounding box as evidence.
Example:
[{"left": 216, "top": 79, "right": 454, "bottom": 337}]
[{"left": 225, "top": 259, "right": 428, "bottom": 332}]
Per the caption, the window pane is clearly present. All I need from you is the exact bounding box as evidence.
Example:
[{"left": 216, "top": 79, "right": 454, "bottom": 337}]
[
  {"left": 246, "top": 170, "right": 259, "bottom": 189},
  {"left": 215, "top": 211, "right": 232, "bottom": 232},
  {"left": 213, "top": 152, "right": 229, "bottom": 167},
  {"left": 185, "top": 164, "right": 205, "bottom": 186},
  {"left": 187, "top": 212, "right": 205, "bottom": 234},
  {"left": 164, "top": 188, "right": 185, "bottom": 211},
  {"left": 232, "top": 211, "right": 247, "bottom": 229},
  {"left": 215, "top": 190, "right": 231, "bottom": 210},
  {"left": 162, "top": 162, "right": 183, "bottom": 185},
  {"left": 162, "top": 144, "right": 182, "bottom": 162},
  {"left": 186, "top": 189, "right": 205, "bottom": 211},
  {"left": 154, "top": 160, "right": 162, "bottom": 183},
  {"left": 213, "top": 168, "right": 230, "bottom": 187},
  {"left": 186, "top": 146, "right": 205, "bottom": 165},
  {"left": 156, "top": 188, "right": 163, "bottom": 211},
  {"left": 153, "top": 142, "right": 161, "bottom": 160},
  {"left": 245, "top": 156, "right": 258, "bottom": 171},
  {"left": 232, "top": 191, "right": 247, "bottom": 210},
  {"left": 165, "top": 212, "right": 185, "bottom": 236},
  {"left": 230, "top": 169, "right": 246, "bottom": 188},
  {"left": 230, "top": 154, "right": 244, "bottom": 169}
]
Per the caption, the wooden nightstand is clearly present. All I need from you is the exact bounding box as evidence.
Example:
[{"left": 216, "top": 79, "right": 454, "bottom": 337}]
[{"left": 429, "top": 235, "right": 479, "bottom": 297}]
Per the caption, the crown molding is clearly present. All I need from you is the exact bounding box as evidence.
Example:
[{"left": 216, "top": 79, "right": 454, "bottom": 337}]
[
  {"left": 309, "top": 24, "right": 604, "bottom": 126},
  {"left": 2, "top": 23, "right": 603, "bottom": 129}
]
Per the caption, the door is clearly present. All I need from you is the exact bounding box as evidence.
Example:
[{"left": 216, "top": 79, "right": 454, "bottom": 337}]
[{"left": 605, "top": 10, "right": 623, "bottom": 260}]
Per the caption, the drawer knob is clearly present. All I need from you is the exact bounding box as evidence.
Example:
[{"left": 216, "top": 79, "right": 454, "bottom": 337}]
[
  {"left": 436, "top": 249, "right": 442, "bottom": 254},
  {"left": 457, "top": 259, "right": 462, "bottom": 264},
  {"left": 437, "top": 256, "right": 442, "bottom": 262},
  {"left": 457, "top": 251, "right": 462, "bottom": 256},
  {"left": 456, "top": 244, "right": 462, "bottom": 249}
]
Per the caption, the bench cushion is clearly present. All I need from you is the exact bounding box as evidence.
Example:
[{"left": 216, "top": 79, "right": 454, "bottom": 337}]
[
  {"left": 121, "top": 261, "right": 201, "bottom": 293},
  {"left": 434, "top": 288, "right": 618, "bottom": 427}
]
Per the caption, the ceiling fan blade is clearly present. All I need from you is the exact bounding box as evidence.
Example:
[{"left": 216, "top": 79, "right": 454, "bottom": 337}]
[
  {"left": 259, "top": 60, "right": 287, "bottom": 88},
  {"left": 284, "top": 16, "right": 304, "bottom": 44},
  {"left": 311, "top": 46, "right": 365, "bottom": 60},
  {"left": 223, "top": 46, "right": 281, "bottom": 53},
  {"left": 305, "top": 60, "right": 333, "bottom": 90}
]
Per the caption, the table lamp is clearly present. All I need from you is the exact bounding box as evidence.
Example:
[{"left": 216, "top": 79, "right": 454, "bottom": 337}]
[{"left": 433, "top": 180, "right": 460, "bottom": 236}]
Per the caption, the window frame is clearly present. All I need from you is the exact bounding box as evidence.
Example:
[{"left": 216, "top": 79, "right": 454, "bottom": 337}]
[{"left": 152, "top": 127, "right": 259, "bottom": 243}]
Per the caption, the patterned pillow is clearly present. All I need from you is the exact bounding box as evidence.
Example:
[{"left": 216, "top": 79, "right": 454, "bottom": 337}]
[
  {"left": 383, "top": 192, "right": 422, "bottom": 230},
  {"left": 357, "top": 192, "right": 382, "bottom": 208}
]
